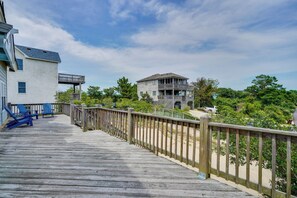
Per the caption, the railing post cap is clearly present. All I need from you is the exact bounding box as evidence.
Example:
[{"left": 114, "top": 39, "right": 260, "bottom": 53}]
[
  {"left": 128, "top": 108, "right": 134, "bottom": 111},
  {"left": 200, "top": 115, "right": 211, "bottom": 120}
]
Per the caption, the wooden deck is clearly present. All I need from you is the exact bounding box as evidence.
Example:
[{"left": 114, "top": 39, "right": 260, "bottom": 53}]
[{"left": 0, "top": 115, "right": 253, "bottom": 197}]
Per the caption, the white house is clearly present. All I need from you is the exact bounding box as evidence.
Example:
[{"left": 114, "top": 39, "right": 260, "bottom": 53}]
[
  {"left": 7, "top": 45, "right": 61, "bottom": 104},
  {"left": 0, "top": 0, "right": 18, "bottom": 125}
]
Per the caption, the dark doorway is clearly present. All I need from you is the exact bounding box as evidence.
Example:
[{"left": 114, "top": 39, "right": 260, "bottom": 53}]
[{"left": 174, "top": 101, "right": 181, "bottom": 109}]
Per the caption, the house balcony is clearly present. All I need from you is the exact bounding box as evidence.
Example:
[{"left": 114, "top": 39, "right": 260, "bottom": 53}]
[
  {"left": 158, "top": 83, "right": 189, "bottom": 90},
  {"left": 158, "top": 95, "right": 193, "bottom": 102},
  {"left": 58, "top": 73, "right": 85, "bottom": 85}
]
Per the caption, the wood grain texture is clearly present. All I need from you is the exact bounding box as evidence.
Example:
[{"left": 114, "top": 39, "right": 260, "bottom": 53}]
[{"left": 0, "top": 115, "right": 253, "bottom": 197}]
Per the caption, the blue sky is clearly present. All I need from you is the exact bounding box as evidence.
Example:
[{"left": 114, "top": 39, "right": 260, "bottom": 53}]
[{"left": 5, "top": 0, "right": 297, "bottom": 90}]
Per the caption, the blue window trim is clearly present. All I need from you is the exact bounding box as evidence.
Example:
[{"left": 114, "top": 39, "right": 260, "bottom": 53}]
[
  {"left": 16, "top": 59, "right": 23, "bottom": 70},
  {"left": 18, "top": 82, "right": 26, "bottom": 93}
]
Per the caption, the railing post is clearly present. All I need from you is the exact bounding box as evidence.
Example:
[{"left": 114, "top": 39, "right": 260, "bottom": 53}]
[
  {"left": 70, "top": 104, "right": 74, "bottom": 125},
  {"left": 198, "top": 115, "right": 211, "bottom": 180},
  {"left": 127, "top": 108, "right": 134, "bottom": 144},
  {"left": 82, "top": 105, "right": 87, "bottom": 132}
]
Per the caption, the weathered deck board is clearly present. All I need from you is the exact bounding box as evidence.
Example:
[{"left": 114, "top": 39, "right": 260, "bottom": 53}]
[{"left": 0, "top": 115, "right": 253, "bottom": 197}]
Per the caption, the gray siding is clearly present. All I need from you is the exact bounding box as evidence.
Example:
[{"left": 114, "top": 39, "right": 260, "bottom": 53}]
[{"left": 0, "top": 63, "right": 7, "bottom": 125}]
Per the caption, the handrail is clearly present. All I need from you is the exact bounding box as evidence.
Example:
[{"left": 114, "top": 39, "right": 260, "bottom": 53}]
[
  {"left": 209, "top": 121, "right": 297, "bottom": 137},
  {"left": 10, "top": 103, "right": 69, "bottom": 115},
  {"left": 69, "top": 105, "right": 296, "bottom": 198}
]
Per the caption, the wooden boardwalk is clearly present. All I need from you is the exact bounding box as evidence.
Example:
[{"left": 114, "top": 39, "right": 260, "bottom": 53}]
[{"left": 0, "top": 115, "right": 253, "bottom": 197}]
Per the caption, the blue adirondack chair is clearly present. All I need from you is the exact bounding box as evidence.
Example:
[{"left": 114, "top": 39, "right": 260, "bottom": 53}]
[
  {"left": 42, "top": 103, "right": 54, "bottom": 117},
  {"left": 4, "top": 106, "right": 33, "bottom": 129},
  {"left": 17, "top": 104, "right": 38, "bottom": 119}
]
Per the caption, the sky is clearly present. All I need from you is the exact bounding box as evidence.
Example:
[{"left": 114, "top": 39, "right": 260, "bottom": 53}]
[{"left": 4, "top": 0, "right": 297, "bottom": 91}]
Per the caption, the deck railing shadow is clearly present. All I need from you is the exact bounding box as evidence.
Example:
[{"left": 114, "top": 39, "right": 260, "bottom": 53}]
[{"left": 10, "top": 103, "right": 297, "bottom": 198}]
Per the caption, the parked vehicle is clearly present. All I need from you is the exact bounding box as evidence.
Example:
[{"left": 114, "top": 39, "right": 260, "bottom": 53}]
[{"left": 204, "top": 106, "right": 217, "bottom": 113}]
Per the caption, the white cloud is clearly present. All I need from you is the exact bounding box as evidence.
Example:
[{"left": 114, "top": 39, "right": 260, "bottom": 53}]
[{"left": 5, "top": 0, "right": 297, "bottom": 90}]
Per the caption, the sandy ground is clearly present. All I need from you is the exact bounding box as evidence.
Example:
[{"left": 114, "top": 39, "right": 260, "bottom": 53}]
[{"left": 189, "top": 109, "right": 208, "bottom": 119}]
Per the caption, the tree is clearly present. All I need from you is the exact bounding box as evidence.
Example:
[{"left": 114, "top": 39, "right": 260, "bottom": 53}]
[
  {"left": 55, "top": 88, "right": 74, "bottom": 103},
  {"left": 103, "top": 87, "right": 119, "bottom": 102},
  {"left": 116, "top": 98, "right": 153, "bottom": 113},
  {"left": 87, "top": 86, "right": 102, "bottom": 100},
  {"left": 245, "top": 75, "right": 283, "bottom": 99},
  {"left": 140, "top": 92, "right": 153, "bottom": 103},
  {"left": 217, "top": 88, "right": 247, "bottom": 99},
  {"left": 115, "top": 77, "right": 138, "bottom": 100},
  {"left": 102, "top": 97, "right": 113, "bottom": 108},
  {"left": 103, "top": 87, "right": 115, "bottom": 98},
  {"left": 192, "top": 77, "right": 219, "bottom": 107},
  {"left": 130, "top": 84, "right": 139, "bottom": 101}
]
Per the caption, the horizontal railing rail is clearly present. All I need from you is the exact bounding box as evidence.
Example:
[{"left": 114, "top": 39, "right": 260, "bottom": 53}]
[
  {"left": 158, "top": 83, "right": 189, "bottom": 90},
  {"left": 70, "top": 105, "right": 297, "bottom": 197}
]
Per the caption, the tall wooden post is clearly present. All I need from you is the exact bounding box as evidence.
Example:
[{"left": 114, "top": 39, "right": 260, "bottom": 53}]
[
  {"left": 82, "top": 105, "right": 87, "bottom": 132},
  {"left": 198, "top": 115, "right": 211, "bottom": 180},
  {"left": 127, "top": 108, "right": 134, "bottom": 144},
  {"left": 79, "top": 83, "right": 82, "bottom": 100},
  {"left": 70, "top": 104, "right": 74, "bottom": 125}
]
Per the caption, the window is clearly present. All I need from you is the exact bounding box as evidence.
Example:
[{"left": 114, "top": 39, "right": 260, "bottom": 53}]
[
  {"left": 18, "top": 82, "right": 26, "bottom": 93},
  {"left": 16, "top": 59, "right": 23, "bottom": 70},
  {"left": 1, "top": 96, "right": 5, "bottom": 110},
  {"left": 140, "top": 91, "right": 143, "bottom": 96},
  {"left": 153, "top": 91, "right": 156, "bottom": 96}
]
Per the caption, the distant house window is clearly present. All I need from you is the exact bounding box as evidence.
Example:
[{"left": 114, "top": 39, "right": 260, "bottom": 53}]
[
  {"left": 16, "top": 59, "right": 23, "bottom": 70},
  {"left": 140, "top": 91, "right": 143, "bottom": 96},
  {"left": 18, "top": 82, "right": 26, "bottom": 93},
  {"left": 153, "top": 91, "right": 156, "bottom": 96}
]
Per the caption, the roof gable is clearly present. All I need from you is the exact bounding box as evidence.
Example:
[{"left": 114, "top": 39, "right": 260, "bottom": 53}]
[{"left": 15, "top": 45, "right": 61, "bottom": 63}]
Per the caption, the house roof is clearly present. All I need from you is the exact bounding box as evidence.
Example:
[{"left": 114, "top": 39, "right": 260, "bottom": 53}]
[
  {"left": 16, "top": 45, "right": 61, "bottom": 63},
  {"left": 137, "top": 73, "right": 188, "bottom": 83},
  {"left": 0, "top": 22, "right": 12, "bottom": 34}
]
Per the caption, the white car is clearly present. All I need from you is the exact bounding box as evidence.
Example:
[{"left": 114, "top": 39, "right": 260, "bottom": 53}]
[{"left": 204, "top": 106, "right": 217, "bottom": 113}]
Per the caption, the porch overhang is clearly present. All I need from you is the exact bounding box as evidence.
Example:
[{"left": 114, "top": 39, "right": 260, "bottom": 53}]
[{"left": 0, "top": 22, "right": 18, "bottom": 71}]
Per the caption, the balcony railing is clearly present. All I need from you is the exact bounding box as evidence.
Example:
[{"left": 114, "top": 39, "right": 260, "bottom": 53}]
[
  {"left": 158, "top": 83, "right": 189, "bottom": 90},
  {"left": 9, "top": 103, "right": 70, "bottom": 116},
  {"left": 158, "top": 95, "right": 193, "bottom": 101},
  {"left": 58, "top": 73, "right": 85, "bottom": 85}
]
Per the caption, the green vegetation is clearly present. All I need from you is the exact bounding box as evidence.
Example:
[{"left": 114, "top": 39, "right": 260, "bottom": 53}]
[
  {"left": 209, "top": 75, "right": 297, "bottom": 195},
  {"left": 192, "top": 77, "right": 219, "bottom": 108},
  {"left": 56, "top": 76, "right": 194, "bottom": 119},
  {"left": 212, "top": 75, "right": 297, "bottom": 131}
]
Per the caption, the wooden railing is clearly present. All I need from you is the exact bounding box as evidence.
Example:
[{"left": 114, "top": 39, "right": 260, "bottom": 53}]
[
  {"left": 70, "top": 105, "right": 83, "bottom": 127},
  {"left": 70, "top": 105, "right": 296, "bottom": 198},
  {"left": 58, "top": 73, "right": 85, "bottom": 84},
  {"left": 10, "top": 103, "right": 70, "bottom": 115},
  {"left": 208, "top": 122, "right": 297, "bottom": 198}
]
